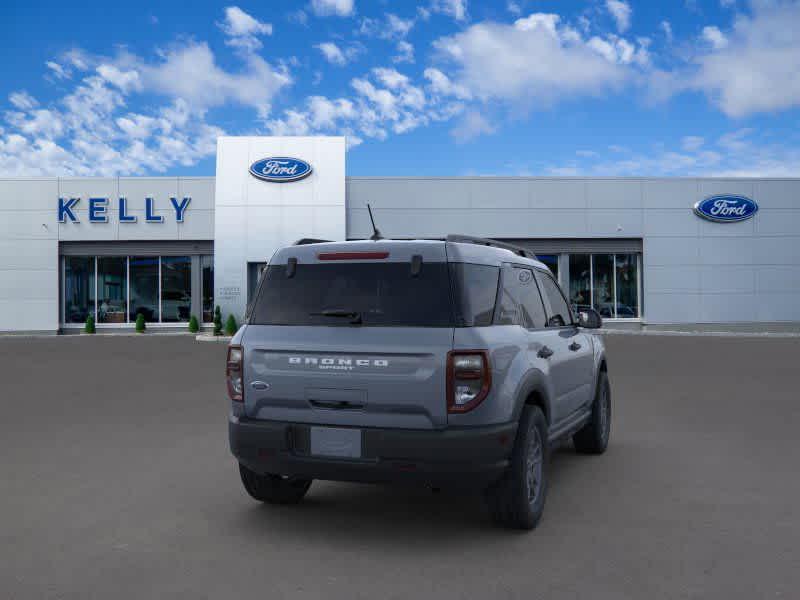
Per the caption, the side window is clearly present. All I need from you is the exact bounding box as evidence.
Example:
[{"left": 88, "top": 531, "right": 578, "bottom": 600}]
[
  {"left": 538, "top": 271, "right": 573, "bottom": 327},
  {"left": 494, "top": 266, "right": 546, "bottom": 329},
  {"left": 450, "top": 263, "right": 500, "bottom": 327}
]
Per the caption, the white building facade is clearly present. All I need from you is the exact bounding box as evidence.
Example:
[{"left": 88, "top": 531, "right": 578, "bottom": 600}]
[{"left": 0, "top": 136, "right": 798, "bottom": 333}]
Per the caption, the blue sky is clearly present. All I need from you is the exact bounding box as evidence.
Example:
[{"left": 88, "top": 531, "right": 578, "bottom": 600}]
[{"left": 1, "top": 0, "right": 798, "bottom": 177}]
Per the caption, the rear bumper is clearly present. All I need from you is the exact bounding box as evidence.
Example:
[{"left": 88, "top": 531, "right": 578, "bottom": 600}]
[{"left": 229, "top": 416, "right": 517, "bottom": 487}]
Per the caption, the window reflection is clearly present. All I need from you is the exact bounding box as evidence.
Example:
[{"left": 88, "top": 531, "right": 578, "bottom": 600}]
[
  {"left": 97, "top": 257, "right": 127, "bottom": 323},
  {"left": 161, "top": 256, "right": 191, "bottom": 322},
  {"left": 130, "top": 256, "right": 159, "bottom": 322},
  {"left": 202, "top": 255, "right": 214, "bottom": 323},
  {"left": 568, "top": 254, "right": 591, "bottom": 311},
  {"left": 615, "top": 254, "right": 639, "bottom": 318},
  {"left": 64, "top": 256, "right": 95, "bottom": 323},
  {"left": 592, "top": 254, "right": 615, "bottom": 318}
]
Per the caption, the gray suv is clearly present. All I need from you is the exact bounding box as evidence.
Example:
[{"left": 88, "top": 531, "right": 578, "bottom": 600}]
[{"left": 228, "top": 236, "right": 610, "bottom": 529}]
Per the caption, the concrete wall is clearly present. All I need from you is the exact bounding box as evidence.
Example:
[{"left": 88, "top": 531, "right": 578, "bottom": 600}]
[
  {"left": 0, "top": 178, "right": 59, "bottom": 332},
  {"left": 213, "top": 136, "right": 346, "bottom": 321},
  {"left": 346, "top": 177, "right": 800, "bottom": 324}
]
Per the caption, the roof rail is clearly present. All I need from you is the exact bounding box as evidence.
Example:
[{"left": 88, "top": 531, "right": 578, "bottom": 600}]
[
  {"left": 445, "top": 234, "right": 538, "bottom": 260},
  {"left": 294, "top": 238, "right": 332, "bottom": 246}
]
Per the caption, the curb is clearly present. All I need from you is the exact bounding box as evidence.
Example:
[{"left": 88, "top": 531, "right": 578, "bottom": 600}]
[
  {"left": 195, "top": 335, "right": 233, "bottom": 342},
  {"left": 599, "top": 329, "right": 800, "bottom": 338}
]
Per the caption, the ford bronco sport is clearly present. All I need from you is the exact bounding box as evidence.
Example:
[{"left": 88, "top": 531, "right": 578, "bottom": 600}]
[{"left": 228, "top": 236, "right": 609, "bottom": 529}]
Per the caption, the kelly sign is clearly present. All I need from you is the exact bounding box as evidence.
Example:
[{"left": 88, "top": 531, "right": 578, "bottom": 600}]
[{"left": 58, "top": 197, "right": 191, "bottom": 224}]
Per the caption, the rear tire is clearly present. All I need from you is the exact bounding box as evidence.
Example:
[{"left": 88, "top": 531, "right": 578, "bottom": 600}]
[
  {"left": 573, "top": 371, "right": 611, "bottom": 454},
  {"left": 485, "top": 405, "right": 548, "bottom": 530},
  {"left": 238, "top": 464, "right": 312, "bottom": 504}
]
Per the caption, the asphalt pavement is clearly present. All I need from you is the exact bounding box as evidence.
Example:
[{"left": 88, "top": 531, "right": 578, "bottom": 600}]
[{"left": 1, "top": 333, "right": 798, "bottom": 599}]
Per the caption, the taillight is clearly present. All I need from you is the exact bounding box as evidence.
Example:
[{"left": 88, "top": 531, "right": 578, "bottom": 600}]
[
  {"left": 447, "top": 350, "right": 491, "bottom": 413},
  {"left": 226, "top": 345, "right": 243, "bottom": 402}
]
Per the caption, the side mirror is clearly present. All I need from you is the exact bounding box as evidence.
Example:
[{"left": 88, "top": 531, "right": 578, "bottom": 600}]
[{"left": 577, "top": 308, "right": 602, "bottom": 329}]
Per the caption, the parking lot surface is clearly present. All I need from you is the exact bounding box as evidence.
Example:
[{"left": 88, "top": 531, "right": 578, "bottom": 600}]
[{"left": 1, "top": 333, "right": 798, "bottom": 599}]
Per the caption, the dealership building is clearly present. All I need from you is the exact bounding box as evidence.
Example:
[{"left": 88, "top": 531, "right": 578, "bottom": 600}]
[{"left": 0, "top": 135, "right": 798, "bottom": 334}]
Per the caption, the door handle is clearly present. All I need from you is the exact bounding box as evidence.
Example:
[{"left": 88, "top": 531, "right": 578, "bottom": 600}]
[
  {"left": 250, "top": 381, "right": 270, "bottom": 391},
  {"left": 568, "top": 341, "right": 582, "bottom": 352},
  {"left": 537, "top": 346, "right": 554, "bottom": 359}
]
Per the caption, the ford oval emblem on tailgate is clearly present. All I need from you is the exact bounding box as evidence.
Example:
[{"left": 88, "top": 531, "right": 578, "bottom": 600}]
[
  {"left": 249, "top": 157, "right": 313, "bottom": 183},
  {"left": 693, "top": 195, "right": 758, "bottom": 223}
]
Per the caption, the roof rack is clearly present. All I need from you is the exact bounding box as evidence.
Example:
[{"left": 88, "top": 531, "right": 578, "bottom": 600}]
[
  {"left": 294, "top": 238, "right": 333, "bottom": 246},
  {"left": 445, "top": 234, "right": 538, "bottom": 260}
]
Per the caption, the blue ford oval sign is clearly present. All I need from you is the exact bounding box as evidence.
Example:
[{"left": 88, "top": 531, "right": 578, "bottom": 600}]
[
  {"left": 249, "top": 157, "right": 312, "bottom": 182},
  {"left": 693, "top": 195, "right": 758, "bottom": 223}
]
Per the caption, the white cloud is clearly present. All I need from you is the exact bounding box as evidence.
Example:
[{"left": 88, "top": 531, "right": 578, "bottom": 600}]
[
  {"left": 430, "top": 0, "right": 468, "bottom": 21},
  {"left": 310, "top": 0, "right": 354, "bottom": 17},
  {"left": 451, "top": 110, "right": 496, "bottom": 142},
  {"left": 386, "top": 14, "right": 414, "bottom": 38},
  {"left": 546, "top": 128, "right": 800, "bottom": 177},
  {"left": 0, "top": 36, "right": 289, "bottom": 175},
  {"left": 9, "top": 91, "right": 38, "bottom": 111},
  {"left": 432, "top": 13, "right": 638, "bottom": 107},
  {"left": 606, "top": 0, "right": 632, "bottom": 33},
  {"left": 720, "top": 0, "right": 736, "bottom": 7},
  {"left": 45, "top": 61, "right": 71, "bottom": 80},
  {"left": 423, "top": 67, "right": 472, "bottom": 100},
  {"left": 681, "top": 135, "right": 704, "bottom": 152},
  {"left": 393, "top": 41, "right": 415, "bottom": 63},
  {"left": 266, "top": 66, "right": 463, "bottom": 145},
  {"left": 660, "top": 20, "right": 673, "bottom": 43},
  {"left": 218, "top": 6, "right": 272, "bottom": 51},
  {"left": 314, "top": 42, "right": 362, "bottom": 66},
  {"left": 690, "top": 1, "right": 800, "bottom": 116},
  {"left": 507, "top": 1, "right": 522, "bottom": 16},
  {"left": 701, "top": 25, "right": 728, "bottom": 49}
]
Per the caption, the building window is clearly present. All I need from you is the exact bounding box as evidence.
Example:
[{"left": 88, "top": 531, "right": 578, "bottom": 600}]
[
  {"left": 161, "top": 256, "right": 191, "bottom": 323},
  {"left": 568, "top": 254, "right": 591, "bottom": 310},
  {"left": 568, "top": 253, "right": 640, "bottom": 319},
  {"left": 537, "top": 254, "right": 559, "bottom": 279},
  {"left": 201, "top": 255, "right": 214, "bottom": 323},
  {"left": 97, "top": 257, "right": 127, "bottom": 323},
  {"left": 615, "top": 253, "right": 640, "bottom": 318},
  {"left": 62, "top": 253, "right": 212, "bottom": 326},
  {"left": 129, "top": 256, "right": 159, "bottom": 322},
  {"left": 64, "top": 256, "right": 95, "bottom": 324}
]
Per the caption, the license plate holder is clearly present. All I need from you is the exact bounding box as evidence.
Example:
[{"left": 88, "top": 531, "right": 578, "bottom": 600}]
[{"left": 309, "top": 427, "right": 362, "bottom": 459}]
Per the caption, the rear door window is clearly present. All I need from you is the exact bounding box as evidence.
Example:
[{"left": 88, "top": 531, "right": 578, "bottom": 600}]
[
  {"left": 449, "top": 263, "right": 500, "bottom": 327},
  {"left": 250, "top": 262, "right": 454, "bottom": 327},
  {"left": 494, "top": 266, "right": 547, "bottom": 329}
]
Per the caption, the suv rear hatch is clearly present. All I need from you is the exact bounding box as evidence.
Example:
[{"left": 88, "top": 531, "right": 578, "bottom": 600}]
[{"left": 242, "top": 242, "right": 453, "bottom": 429}]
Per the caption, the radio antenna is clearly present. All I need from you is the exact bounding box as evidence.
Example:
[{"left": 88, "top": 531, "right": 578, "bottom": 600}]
[{"left": 367, "top": 203, "right": 383, "bottom": 241}]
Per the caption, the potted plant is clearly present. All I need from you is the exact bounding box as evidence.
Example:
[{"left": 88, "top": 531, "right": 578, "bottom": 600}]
[
  {"left": 84, "top": 315, "right": 95, "bottom": 334},
  {"left": 225, "top": 314, "right": 238, "bottom": 336},
  {"left": 135, "top": 313, "right": 146, "bottom": 333},
  {"left": 188, "top": 315, "right": 199, "bottom": 333},
  {"left": 213, "top": 306, "right": 223, "bottom": 336}
]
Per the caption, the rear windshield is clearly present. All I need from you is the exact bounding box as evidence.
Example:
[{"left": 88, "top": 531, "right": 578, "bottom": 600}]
[{"left": 250, "top": 262, "right": 454, "bottom": 327}]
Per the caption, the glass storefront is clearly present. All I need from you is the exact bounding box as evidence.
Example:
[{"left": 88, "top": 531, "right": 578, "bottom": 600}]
[
  {"left": 97, "top": 257, "right": 127, "bottom": 323},
  {"left": 61, "top": 254, "right": 213, "bottom": 326},
  {"left": 64, "top": 256, "right": 95, "bottom": 324},
  {"left": 129, "top": 256, "right": 159, "bottom": 322},
  {"left": 567, "top": 253, "right": 641, "bottom": 319},
  {"left": 161, "top": 256, "right": 191, "bottom": 323},
  {"left": 201, "top": 255, "right": 214, "bottom": 323}
]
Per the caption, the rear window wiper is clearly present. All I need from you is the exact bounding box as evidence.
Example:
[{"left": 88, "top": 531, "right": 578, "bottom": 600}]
[{"left": 309, "top": 309, "right": 363, "bottom": 324}]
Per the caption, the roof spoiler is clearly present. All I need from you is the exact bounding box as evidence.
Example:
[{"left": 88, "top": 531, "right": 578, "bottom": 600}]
[
  {"left": 446, "top": 234, "right": 538, "bottom": 260},
  {"left": 294, "top": 238, "right": 333, "bottom": 245}
]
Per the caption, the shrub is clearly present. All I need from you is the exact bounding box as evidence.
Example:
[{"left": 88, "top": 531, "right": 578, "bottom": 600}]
[
  {"left": 225, "top": 314, "right": 238, "bottom": 336},
  {"left": 188, "top": 315, "right": 199, "bottom": 333},
  {"left": 213, "top": 306, "right": 223, "bottom": 336},
  {"left": 84, "top": 315, "right": 95, "bottom": 334},
  {"left": 135, "top": 313, "right": 146, "bottom": 333}
]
